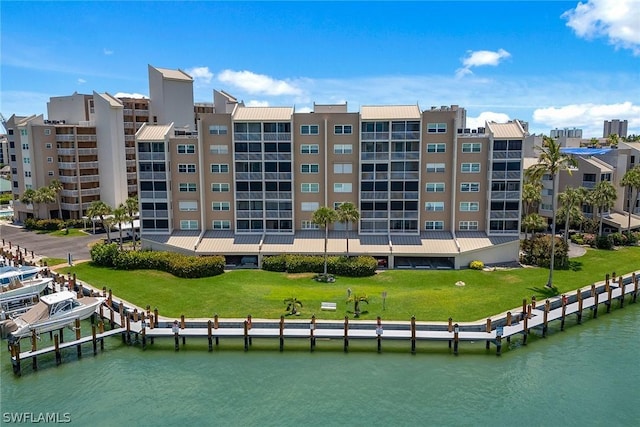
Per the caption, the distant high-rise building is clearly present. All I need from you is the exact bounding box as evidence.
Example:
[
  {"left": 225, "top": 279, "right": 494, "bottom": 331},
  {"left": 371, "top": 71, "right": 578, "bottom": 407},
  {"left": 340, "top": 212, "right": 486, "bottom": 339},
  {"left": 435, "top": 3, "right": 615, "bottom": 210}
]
[
  {"left": 550, "top": 127, "right": 582, "bottom": 138},
  {"left": 603, "top": 120, "right": 628, "bottom": 138}
]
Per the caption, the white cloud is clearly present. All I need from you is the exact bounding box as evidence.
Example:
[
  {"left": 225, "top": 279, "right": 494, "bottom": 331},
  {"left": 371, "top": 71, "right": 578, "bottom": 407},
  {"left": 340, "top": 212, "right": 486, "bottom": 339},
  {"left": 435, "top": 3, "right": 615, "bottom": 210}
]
[
  {"left": 103, "top": 48, "right": 113, "bottom": 55},
  {"left": 77, "top": 78, "right": 86, "bottom": 84},
  {"left": 113, "top": 92, "right": 147, "bottom": 99},
  {"left": 296, "top": 106, "right": 313, "bottom": 113},
  {"left": 562, "top": 0, "right": 640, "bottom": 55},
  {"left": 533, "top": 101, "right": 640, "bottom": 136},
  {"left": 466, "top": 112, "right": 511, "bottom": 130},
  {"left": 217, "top": 69, "right": 302, "bottom": 96},
  {"left": 185, "top": 66, "right": 213, "bottom": 85},
  {"left": 456, "top": 49, "right": 511, "bottom": 78},
  {"left": 246, "top": 100, "right": 270, "bottom": 107}
]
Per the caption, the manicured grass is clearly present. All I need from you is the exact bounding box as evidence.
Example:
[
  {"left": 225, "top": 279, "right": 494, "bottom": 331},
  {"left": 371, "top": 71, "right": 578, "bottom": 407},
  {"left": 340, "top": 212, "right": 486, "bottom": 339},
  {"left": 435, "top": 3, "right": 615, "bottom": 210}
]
[
  {"left": 36, "top": 228, "right": 87, "bottom": 237},
  {"left": 58, "top": 246, "right": 640, "bottom": 322},
  {"left": 43, "top": 257, "right": 67, "bottom": 267}
]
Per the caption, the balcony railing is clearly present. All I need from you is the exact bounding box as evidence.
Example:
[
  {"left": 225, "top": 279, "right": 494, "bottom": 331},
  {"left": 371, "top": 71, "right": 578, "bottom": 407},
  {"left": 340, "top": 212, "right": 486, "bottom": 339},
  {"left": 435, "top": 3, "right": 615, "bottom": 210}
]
[
  {"left": 79, "top": 175, "right": 100, "bottom": 183},
  {"left": 492, "top": 151, "right": 522, "bottom": 159},
  {"left": 58, "top": 162, "right": 76, "bottom": 170},
  {"left": 56, "top": 135, "right": 75, "bottom": 142},
  {"left": 491, "top": 171, "right": 521, "bottom": 180},
  {"left": 490, "top": 211, "right": 520, "bottom": 219},
  {"left": 490, "top": 191, "right": 521, "bottom": 200},
  {"left": 361, "top": 153, "right": 389, "bottom": 161},
  {"left": 361, "top": 172, "right": 389, "bottom": 180},
  {"left": 263, "top": 133, "right": 291, "bottom": 141},
  {"left": 128, "top": 185, "right": 138, "bottom": 193},
  {"left": 582, "top": 181, "right": 596, "bottom": 189},
  {"left": 78, "top": 161, "right": 99, "bottom": 169},
  {"left": 138, "top": 172, "right": 167, "bottom": 180},
  {"left": 58, "top": 176, "right": 77, "bottom": 183},
  {"left": 263, "top": 172, "right": 292, "bottom": 180},
  {"left": 390, "top": 191, "right": 419, "bottom": 200},
  {"left": 235, "top": 172, "right": 264, "bottom": 180},
  {"left": 361, "top": 211, "right": 389, "bottom": 219},
  {"left": 137, "top": 153, "right": 166, "bottom": 161},
  {"left": 361, "top": 191, "right": 389, "bottom": 200},
  {"left": 263, "top": 153, "right": 291, "bottom": 161},
  {"left": 139, "top": 191, "right": 168, "bottom": 200},
  {"left": 361, "top": 132, "right": 389, "bottom": 140},
  {"left": 391, "top": 131, "right": 420, "bottom": 140},
  {"left": 234, "top": 153, "right": 263, "bottom": 161},
  {"left": 264, "top": 191, "right": 291, "bottom": 199},
  {"left": 390, "top": 152, "right": 420, "bottom": 160},
  {"left": 390, "top": 171, "right": 419, "bottom": 180},
  {"left": 77, "top": 148, "right": 98, "bottom": 155}
]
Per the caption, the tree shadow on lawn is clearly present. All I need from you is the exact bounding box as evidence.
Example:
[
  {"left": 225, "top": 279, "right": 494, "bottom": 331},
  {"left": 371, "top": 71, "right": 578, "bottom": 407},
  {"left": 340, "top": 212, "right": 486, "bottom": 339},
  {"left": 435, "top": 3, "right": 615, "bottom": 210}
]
[
  {"left": 528, "top": 286, "right": 561, "bottom": 298},
  {"left": 567, "top": 260, "right": 583, "bottom": 272}
]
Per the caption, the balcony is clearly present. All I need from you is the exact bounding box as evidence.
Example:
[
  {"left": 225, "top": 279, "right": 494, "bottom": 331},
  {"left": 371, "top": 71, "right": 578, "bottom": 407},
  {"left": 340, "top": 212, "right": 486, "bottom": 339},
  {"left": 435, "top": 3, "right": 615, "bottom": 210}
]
[
  {"left": 126, "top": 160, "right": 136, "bottom": 168},
  {"left": 123, "top": 109, "right": 133, "bottom": 115},
  {"left": 490, "top": 211, "right": 520, "bottom": 219},
  {"left": 361, "top": 132, "right": 389, "bottom": 140},
  {"left": 492, "top": 171, "right": 521, "bottom": 180},
  {"left": 76, "top": 135, "right": 96, "bottom": 142},
  {"left": 390, "top": 191, "right": 419, "bottom": 200},
  {"left": 490, "top": 191, "right": 521, "bottom": 200},
  {"left": 139, "top": 172, "right": 167, "bottom": 180},
  {"left": 263, "top": 153, "right": 291, "bottom": 161},
  {"left": 361, "top": 211, "right": 389, "bottom": 219},
  {"left": 128, "top": 185, "right": 138, "bottom": 193},
  {"left": 263, "top": 172, "right": 291, "bottom": 180},
  {"left": 58, "top": 176, "right": 77, "bottom": 183},
  {"left": 236, "top": 191, "right": 266, "bottom": 200},
  {"left": 124, "top": 123, "right": 134, "bottom": 129},
  {"left": 391, "top": 131, "right": 420, "bottom": 140},
  {"left": 234, "top": 133, "right": 262, "bottom": 141},
  {"left": 237, "top": 211, "right": 264, "bottom": 219},
  {"left": 361, "top": 191, "right": 389, "bottom": 200},
  {"left": 137, "top": 153, "right": 166, "bottom": 161},
  {"left": 81, "top": 188, "right": 101, "bottom": 197},
  {"left": 125, "top": 136, "right": 135, "bottom": 142},
  {"left": 139, "top": 191, "right": 168, "bottom": 200},
  {"left": 57, "top": 148, "right": 76, "bottom": 156},
  {"left": 492, "top": 151, "right": 522, "bottom": 159},
  {"left": 390, "top": 152, "right": 420, "bottom": 160},
  {"left": 58, "top": 162, "right": 77, "bottom": 170},
  {"left": 79, "top": 161, "right": 99, "bottom": 169},
  {"left": 56, "top": 135, "right": 75, "bottom": 142},
  {"left": 263, "top": 132, "right": 291, "bottom": 141},
  {"left": 125, "top": 147, "right": 136, "bottom": 155},
  {"left": 79, "top": 175, "right": 100, "bottom": 183},
  {"left": 265, "top": 211, "right": 292, "bottom": 219},
  {"left": 234, "top": 153, "right": 263, "bottom": 161},
  {"left": 235, "top": 172, "right": 264, "bottom": 180},
  {"left": 390, "top": 172, "right": 419, "bottom": 180},
  {"left": 361, "top": 153, "right": 389, "bottom": 161},
  {"left": 264, "top": 191, "right": 292, "bottom": 199},
  {"left": 77, "top": 148, "right": 98, "bottom": 155}
]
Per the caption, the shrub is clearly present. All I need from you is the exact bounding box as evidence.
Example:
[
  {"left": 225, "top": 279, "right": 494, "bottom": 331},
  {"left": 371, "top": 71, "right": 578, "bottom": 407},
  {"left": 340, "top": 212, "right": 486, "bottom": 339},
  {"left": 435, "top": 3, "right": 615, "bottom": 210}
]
[
  {"left": 90, "top": 243, "right": 119, "bottom": 267},
  {"left": 520, "top": 234, "right": 569, "bottom": 269},
  {"left": 261, "top": 254, "right": 287, "bottom": 272},
  {"left": 261, "top": 254, "right": 377, "bottom": 277},
  {"left": 582, "top": 234, "right": 596, "bottom": 247},
  {"left": 608, "top": 232, "right": 626, "bottom": 246},
  {"left": 595, "top": 235, "right": 613, "bottom": 250},
  {"left": 623, "top": 231, "right": 639, "bottom": 245},
  {"left": 570, "top": 233, "right": 584, "bottom": 245},
  {"left": 469, "top": 260, "right": 484, "bottom": 270}
]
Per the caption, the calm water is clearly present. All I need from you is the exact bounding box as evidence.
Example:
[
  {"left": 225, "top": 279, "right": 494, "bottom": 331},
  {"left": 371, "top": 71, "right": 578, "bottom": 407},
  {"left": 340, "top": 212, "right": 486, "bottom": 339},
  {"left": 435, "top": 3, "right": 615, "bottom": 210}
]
[{"left": 2, "top": 307, "right": 639, "bottom": 426}]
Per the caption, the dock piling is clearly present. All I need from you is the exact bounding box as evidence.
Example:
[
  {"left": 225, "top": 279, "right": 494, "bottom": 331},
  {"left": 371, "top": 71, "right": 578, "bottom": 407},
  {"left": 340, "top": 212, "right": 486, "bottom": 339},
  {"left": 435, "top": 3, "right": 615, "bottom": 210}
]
[
  {"left": 592, "top": 285, "right": 599, "bottom": 318},
  {"left": 279, "top": 316, "right": 284, "bottom": 352},
  {"left": 310, "top": 315, "right": 316, "bottom": 352},
  {"left": 543, "top": 300, "right": 550, "bottom": 338},
  {"left": 31, "top": 330, "right": 38, "bottom": 371},
  {"left": 92, "top": 324, "right": 97, "bottom": 355},
  {"left": 410, "top": 316, "right": 416, "bottom": 355},
  {"left": 54, "top": 334, "right": 61, "bottom": 365},
  {"left": 453, "top": 323, "right": 459, "bottom": 355},
  {"left": 343, "top": 316, "right": 349, "bottom": 352},
  {"left": 75, "top": 319, "right": 82, "bottom": 358},
  {"left": 207, "top": 320, "right": 213, "bottom": 352}
]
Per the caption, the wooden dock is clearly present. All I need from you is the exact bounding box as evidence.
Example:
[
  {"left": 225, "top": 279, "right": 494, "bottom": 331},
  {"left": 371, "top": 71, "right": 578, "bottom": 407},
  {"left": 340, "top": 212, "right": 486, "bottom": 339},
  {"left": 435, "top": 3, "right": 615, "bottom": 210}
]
[{"left": 7, "top": 270, "right": 639, "bottom": 375}]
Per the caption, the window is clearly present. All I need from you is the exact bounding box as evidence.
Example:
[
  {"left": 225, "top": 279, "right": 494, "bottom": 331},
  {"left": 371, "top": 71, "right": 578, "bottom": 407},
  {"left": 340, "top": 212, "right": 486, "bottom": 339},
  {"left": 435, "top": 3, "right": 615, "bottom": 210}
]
[
  {"left": 179, "top": 201, "right": 198, "bottom": 211},
  {"left": 47, "top": 157, "right": 53, "bottom": 163},
  {"left": 44, "top": 129, "right": 51, "bottom": 136},
  {"left": 211, "top": 183, "right": 230, "bottom": 192},
  {"left": 210, "top": 145, "right": 229, "bottom": 154},
  {"left": 427, "top": 123, "right": 447, "bottom": 133},
  {"left": 179, "top": 183, "right": 197, "bottom": 192},
  {"left": 24, "top": 171, "right": 31, "bottom": 177},
  {"left": 301, "top": 202, "right": 319, "bottom": 211},
  {"left": 301, "top": 183, "right": 319, "bottom": 193},
  {"left": 302, "top": 220, "right": 319, "bottom": 230},
  {"left": 334, "top": 125, "right": 353, "bottom": 135},
  {"left": 425, "top": 202, "right": 445, "bottom": 211},
  {"left": 461, "top": 163, "right": 480, "bottom": 173},
  {"left": 177, "top": 144, "right": 195, "bottom": 154},
  {"left": 425, "top": 221, "right": 444, "bottom": 230},
  {"left": 23, "top": 158, "right": 30, "bottom": 164},
  {"left": 426, "top": 143, "right": 446, "bottom": 153},
  {"left": 459, "top": 221, "right": 479, "bottom": 230},
  {"left": 462, "top": 143, "right": 481, "bottom": 153},
  {"left": 178, "top": 164, "right": 196, "bottom": 173},
  {"left": 460, "top": 202, "right": 480, "bottom": 212},
  {"left": 210, "top": 164, "right": 229, "bottom": 173},
  {"left": 541, "top": 203, "right": 553, "bottom": 210},
  {"left": 22, "top": 143, "right": 29, "bottom": 150},
  {"left": 301, "top": 125, "right": 319, "bottom": 135},
  {"left": 180, "top": 220, "right": 199, "bottom": 230},
  {"left": 45, "top": 143, "right": 52, "bottom": 149},
  {"left": 334, "top": 144, "right": 352, "bottom": 154},
  {"left": 209, "top": 125, "right": 228, "bottom": 135},
  {"left": 460, "top": 182, "right": 480, "bottom": 192},
  {"left": 48, "top": 171, "right": 54, "bottom": 177},
  {"left": 20, "top": 129, "right": 27, "bottom": 136},
  {"left": 212, "top": 202, "right": 230, "bottom": 211},
  {"left": 212, "top": 220, "right": 231, "bottom": 229},
  {"left": 301, "top": 144, "right": 319, "bottom": 154},
  {"left": 426, "top": 163, "right": 445, "bottom": 173},
  {"left": 334, "top": 163, "right": 353, "bottom": 174},
  {"left": 334, "top": 183, "right": 352, "bottom": 193},
  {"left": 301, "top": 164, "right": 319, "bottom": 174},
  {"left": 426, "top": 183, "right": 445, "bottom": 192}
]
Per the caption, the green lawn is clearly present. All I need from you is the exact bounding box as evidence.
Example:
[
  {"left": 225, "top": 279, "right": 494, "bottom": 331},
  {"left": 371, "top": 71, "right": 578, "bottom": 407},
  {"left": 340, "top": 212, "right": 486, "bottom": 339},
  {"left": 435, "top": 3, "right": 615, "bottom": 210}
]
[
  {"left": 58, "top": 246, "right": 640, "bottom": 322},
  {"left": 36, "top": 228, "right": 87, "bottom": 237}
]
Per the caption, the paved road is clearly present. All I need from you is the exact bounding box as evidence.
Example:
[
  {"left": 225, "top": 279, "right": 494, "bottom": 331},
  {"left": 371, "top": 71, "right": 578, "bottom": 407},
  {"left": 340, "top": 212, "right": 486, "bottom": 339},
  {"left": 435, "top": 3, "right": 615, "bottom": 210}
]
[{"left": 0, "top": 223, "right": 100, "bottom": 261}]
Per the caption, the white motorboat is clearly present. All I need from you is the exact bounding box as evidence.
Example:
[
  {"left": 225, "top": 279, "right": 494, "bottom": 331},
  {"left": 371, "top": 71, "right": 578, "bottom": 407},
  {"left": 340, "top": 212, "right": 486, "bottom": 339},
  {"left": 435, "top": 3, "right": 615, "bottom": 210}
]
[
  {"left": 0, "top": 276, "right": 53, "bottom": 302},
  {"left": 6, "top": 291, "right": 105, "bottom": 338},
  {"left": 0, "top": 265, "right": 43, "bottom": 285}
]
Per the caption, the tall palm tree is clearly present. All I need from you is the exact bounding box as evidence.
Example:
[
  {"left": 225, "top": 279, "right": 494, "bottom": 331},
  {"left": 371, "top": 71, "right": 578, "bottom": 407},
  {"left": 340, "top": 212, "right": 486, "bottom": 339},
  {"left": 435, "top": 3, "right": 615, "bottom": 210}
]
[
  {"left": 592, "top": 180, "right": 617, "bottom": 236},
  {"left": 620, "top": 165, "right": 640, "bottom": 235},
  {"left": 335, "top": 202, "right": 359, "bottom": 257},
  {"left": 35, "top": 187, "right": 56, "bottom": 219},
  {"left": 521, "top": 177, "right": 542, "bottom": 216},
  {"left": 525, "top": 136, "right": 577, "bottom": 288},
  {"left": 48, "top": 179, "right": 64, "bottom": 220},
  {"left": 87, "top": 200, "right": 113, "bottom": 242},
  {"left": 312, "top": 206, "right": 337, "bottom": 275},
  {"left": 522, "top": 213, "right": 547, "bottom": 240},
  {"left": 112, "top": 204, "right": 131, "bottom": 251},
  {"left": 20, "top": 188, "right": 36, "bottom": 218},
  {"left": 558, "top": 187, "right": 583, "bottom": 244},
  {"left": 606, "top": 133, "right": 619, "bottom": 148},
  {"left": 124, "top": 196, "right": 139, "bottom": 250}
]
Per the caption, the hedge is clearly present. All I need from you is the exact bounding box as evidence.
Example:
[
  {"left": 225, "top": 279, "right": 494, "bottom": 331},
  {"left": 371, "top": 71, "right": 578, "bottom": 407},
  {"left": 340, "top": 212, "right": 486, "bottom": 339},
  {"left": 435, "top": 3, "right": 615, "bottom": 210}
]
[
  {"left": 90, "top": 243, "right": 225, "bottom": 278},
  {"left": 262, "top": 254, "right": 377, "bottom": 277}
]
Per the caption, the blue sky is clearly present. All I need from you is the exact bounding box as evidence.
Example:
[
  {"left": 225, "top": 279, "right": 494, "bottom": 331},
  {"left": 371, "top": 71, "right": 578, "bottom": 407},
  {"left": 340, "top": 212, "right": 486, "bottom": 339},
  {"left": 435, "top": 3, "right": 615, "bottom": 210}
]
[{"left": 1, "top": 0, "right": 639, "bottom": 137}]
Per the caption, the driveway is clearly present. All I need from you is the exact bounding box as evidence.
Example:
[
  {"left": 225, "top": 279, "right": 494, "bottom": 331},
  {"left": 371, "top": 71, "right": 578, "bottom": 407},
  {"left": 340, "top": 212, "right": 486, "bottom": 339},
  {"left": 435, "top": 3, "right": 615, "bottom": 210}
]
[{"left": 0, "top": 222, "right": 100, "bottom": 262}]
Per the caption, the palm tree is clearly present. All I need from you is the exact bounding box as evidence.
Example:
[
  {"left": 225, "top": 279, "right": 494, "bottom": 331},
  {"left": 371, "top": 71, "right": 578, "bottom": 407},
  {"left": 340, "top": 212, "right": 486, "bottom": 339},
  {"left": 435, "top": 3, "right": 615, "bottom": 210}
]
[
  {"left": 335, "top": 202, "right": 359, "bottom": 257},
  {"left": 35, "top": 187, "right": 56, "bottom": 219},
  {"left": 347, "top": 293, "right": 368, "bottom": 318},
  {"left": 620, "top": 165, "right": 640, "bottom": 235},
  {"left": 558, "top": 187, "right": 583, "bottom": 244},
  {"left": 521, "top": 177, "right": 542, "bottom": 216},
  {"left": 48, "top": 179, "right": 64, "bottom": 220},
  {"left": 522, "top": 213, "right": 547, "bottom": 240},
  {"left": 526, "top": 136, "right": 577, "bottom": 288},
  {"left": 124, "top": 196, "right": 139, "bottom": 250},
  {"left": 312, "top": 206, "right": 338, "bottom": 276},
  {"left": 87, "top": 200, "right": 113, "bottom": 242},
  {"left": 592, "top": 180, "right": 617, "bottom": 236},
  {"left": 283, "top": 297, "right": 303, "bottom": 316},
  {"left": 20, "top": 188, "right": 36, "bottom": 218},
  {"left": 112, "top": 204, "right": 131, "bottom": 251},
  {"left": 606, "top": 133, "right": 619, "bottom": 148}
]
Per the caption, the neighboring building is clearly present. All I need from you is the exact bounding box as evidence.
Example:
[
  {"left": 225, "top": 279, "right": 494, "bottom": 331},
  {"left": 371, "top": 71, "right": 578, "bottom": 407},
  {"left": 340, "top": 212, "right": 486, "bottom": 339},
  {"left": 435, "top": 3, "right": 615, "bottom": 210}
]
[
  {"left": 550, "top": 127, "right": 582, "bottom": 138},
  {"left": 0, "top": 135, "right": 9, "bottom": 166},
  {"left": 138, "top": 68, "right": 526, "bottom": 269},
  {"left": 603, "top": 120, "right": 628, "bottom": 138}
]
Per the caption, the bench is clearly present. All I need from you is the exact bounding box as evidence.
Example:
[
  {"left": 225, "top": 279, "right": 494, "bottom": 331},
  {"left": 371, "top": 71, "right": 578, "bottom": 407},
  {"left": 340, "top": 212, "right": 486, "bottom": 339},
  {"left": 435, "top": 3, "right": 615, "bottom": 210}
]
[{"left": 321, "top": 302, "right": 337, "bottom": 311}]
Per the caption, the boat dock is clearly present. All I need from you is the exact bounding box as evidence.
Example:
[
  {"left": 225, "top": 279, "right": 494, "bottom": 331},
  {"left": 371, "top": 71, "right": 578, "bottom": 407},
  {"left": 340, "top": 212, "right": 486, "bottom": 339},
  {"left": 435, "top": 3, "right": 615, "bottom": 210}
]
[{"left": 7, "top": 269, "right": 639, "bottom": 376}]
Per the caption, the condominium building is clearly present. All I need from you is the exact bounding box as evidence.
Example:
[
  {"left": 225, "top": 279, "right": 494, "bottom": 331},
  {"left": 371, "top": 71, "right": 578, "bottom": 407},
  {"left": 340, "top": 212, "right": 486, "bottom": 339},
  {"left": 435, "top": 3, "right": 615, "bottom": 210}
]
[
  {"left": 137, "top": 67, "right": 526, "bottom": 268},
  {"left": 603, "top": 119, "right": 628, "bottom": 138}
]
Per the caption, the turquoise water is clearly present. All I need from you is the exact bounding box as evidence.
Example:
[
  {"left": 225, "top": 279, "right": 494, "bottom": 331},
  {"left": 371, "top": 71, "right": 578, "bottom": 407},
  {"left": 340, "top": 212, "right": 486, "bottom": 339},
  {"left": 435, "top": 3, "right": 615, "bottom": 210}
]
[{"left": 2, "top": 306, "right": 639, "bottom": 426}]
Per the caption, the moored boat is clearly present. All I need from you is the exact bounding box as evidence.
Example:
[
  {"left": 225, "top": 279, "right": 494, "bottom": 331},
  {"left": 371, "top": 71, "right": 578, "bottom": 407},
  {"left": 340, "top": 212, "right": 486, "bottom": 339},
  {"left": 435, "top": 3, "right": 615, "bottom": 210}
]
[
  {"left": 0, "top": 277, "right": 53, "bottom": 302},
  {"left": 0, "top": 265, "right": 43, "bottom": 285},
  {"left": 6, "top": 291, "right": 105, "bottom": 338}
]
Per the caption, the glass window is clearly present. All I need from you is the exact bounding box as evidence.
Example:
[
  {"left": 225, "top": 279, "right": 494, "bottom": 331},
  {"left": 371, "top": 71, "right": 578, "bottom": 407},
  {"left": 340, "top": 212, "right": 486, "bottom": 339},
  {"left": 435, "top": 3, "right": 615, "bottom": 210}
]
[
  {"left": 334, "top": 163, "right": 353, "bottom": 174},
  {"left": 209, "top": 125, "right": 228, "bottom": 135},
  {"left": 211, "top": 183, "right": 230, "bottom": 192},
  {"left": 334, "top": 125, "right": 353, "bottom": 135},
  {"left": 178, "top": 164, "right": 196, "bottom": 173},
  {"left": 301, "top": 202, "right": 319, "bottom": 211},
  {"left": 301, "top": 125, "right": 319, "bottom": 135},
  {"left": 426, "top": 183, "right": 445, "bottom": 192},
  {"left": 179, "top": 183, "right": 197, "bottom": 192},
  {"left": 427, "top": 123, "right": 447, "bottom": 133},
  {"left": 212, "top": 202, "right": 230, "bottom": 211},
  {"left": 462, "top": 143, "right": 481, "bottom": 153},
  {"left": 460, "top": 182, "right": 480, "bottom": 192},
  {"left": 179, "top": 201, "right": 198, "bottom": 211},
  {"left": 210, "top": 164, "right": 229, "bottom": 173},
  {"left": 425, "top": 221, "right": 444, "bottom": 230},
  {"left": 177, "top": 144, "right": 195, "bottom": 154},
  {"left": 426, "top": 163, "right": 445, "bottom": 173},
  {"left": 460, "top": 202, "right": 480, "bottom": 212},
  {"left": 210, "top": 145, "right": 229, "bottom": 154},
  {"left": 301, "top": 183, "right": 319, "bottom": 193},
  {"left": 301, "top": 144, "right": 319, "bottom": 154},
  {"left": 334, "top": 183, "right": 352, "bottom": 192},
  {"left": 461, "top": 163, "right": 481, "bottom": 173},
  {"left": 426, "top": 143, "right": 446, "bottom": 153},
  {"left": 334, "top": 144, "right": 353, "bottom": 154},
  {"left": 425, "top": 202, "right": 445, "bottom": 211},
  {"left": 301, "top": 164, "right": 319, "bottom": 174}
]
